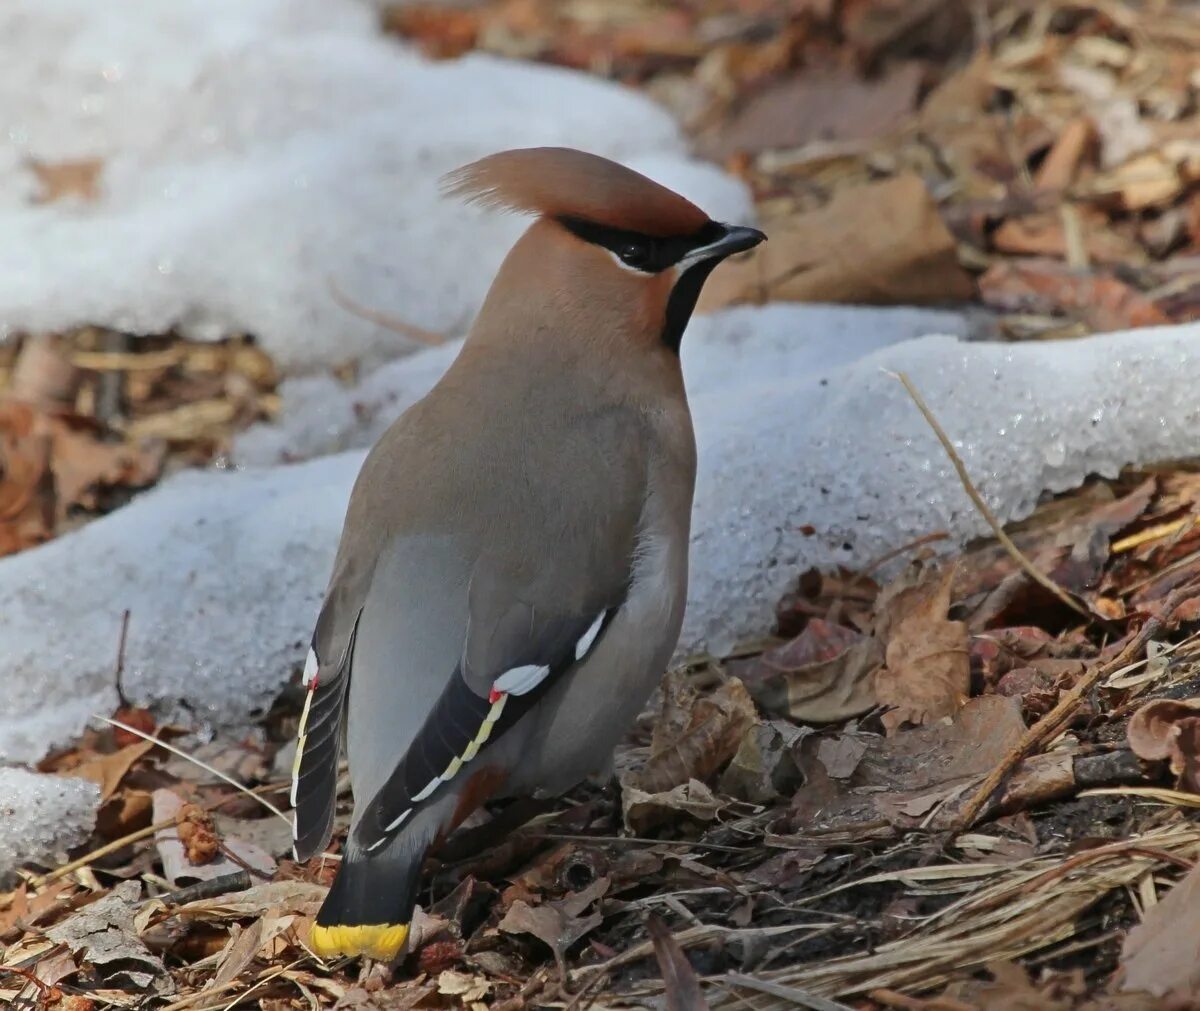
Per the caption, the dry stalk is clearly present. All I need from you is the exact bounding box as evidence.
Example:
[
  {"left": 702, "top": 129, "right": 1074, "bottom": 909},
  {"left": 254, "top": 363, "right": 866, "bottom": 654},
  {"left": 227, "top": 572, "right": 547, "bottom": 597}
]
[
  {"left": 890, "top": 370, "right": 1093, "bottom": 624},
  {"left": 730, "top": 824, "right": 1200, "bottom": 1004},
  {"left": 327, "top": 277, "right": 446, "bottom": 346}
]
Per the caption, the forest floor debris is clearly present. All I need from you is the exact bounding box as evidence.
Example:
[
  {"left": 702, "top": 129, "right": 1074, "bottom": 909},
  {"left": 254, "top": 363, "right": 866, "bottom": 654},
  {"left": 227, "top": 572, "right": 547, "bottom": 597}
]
[{"left": 4, "top": 1, "right": 1200, "bottom": 1007}]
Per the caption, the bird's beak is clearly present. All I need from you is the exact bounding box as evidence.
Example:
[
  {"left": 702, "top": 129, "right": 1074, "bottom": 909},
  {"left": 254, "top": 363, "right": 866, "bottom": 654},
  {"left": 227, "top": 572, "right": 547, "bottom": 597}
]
[{"left": 679, "top": 223, "right": 767, "bottom": 270}]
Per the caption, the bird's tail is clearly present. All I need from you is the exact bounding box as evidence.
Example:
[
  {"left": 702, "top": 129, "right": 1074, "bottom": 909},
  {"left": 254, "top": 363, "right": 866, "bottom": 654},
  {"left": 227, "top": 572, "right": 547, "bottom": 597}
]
[{"left": 309, "top": 844, "right": 422, "bottom": 961}]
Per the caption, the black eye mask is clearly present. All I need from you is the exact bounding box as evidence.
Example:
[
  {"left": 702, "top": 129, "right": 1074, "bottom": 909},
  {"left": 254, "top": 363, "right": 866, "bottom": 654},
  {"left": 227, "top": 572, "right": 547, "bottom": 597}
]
[{"left": 558, "top": 216, "right": 724, "bottom": 274}]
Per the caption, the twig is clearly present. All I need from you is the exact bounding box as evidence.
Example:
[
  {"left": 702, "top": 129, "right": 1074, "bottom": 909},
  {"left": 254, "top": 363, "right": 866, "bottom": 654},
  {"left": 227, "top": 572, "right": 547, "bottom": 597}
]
[
  {"left": 0, "top": 964, "right": 55, "bottom": 1005},
  {"left": 217, "top": 963, "right": 290, "bottom": 1011},
  {"left": 94, "top": 715, "right": 291, "bottom": 825},
  {"left": 160, "top": 870, "right": 252, "bottom": 906},
  {"left": 952, "top": 606, "right": 1169, "bottom": 832},
  {"left": 114, "top": 609, "right": 131, "bottom": 707},
  {"left": 327, "top": 277, "right": 446, "bottom": 346},
  {"left": 891, "top": 370, "right": 1093, "bottom": 624}
]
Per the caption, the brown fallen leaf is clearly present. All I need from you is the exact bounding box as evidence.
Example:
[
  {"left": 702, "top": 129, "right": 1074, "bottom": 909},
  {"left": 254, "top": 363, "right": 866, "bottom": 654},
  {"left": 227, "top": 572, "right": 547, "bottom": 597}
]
[
  {"left": 737, "top": 618, "right": 883, "bottom": 723},
  {"left": 789, "top": 695, "right": 1026, "bottom": 837},
  {"left": 704, "top": 63, "right": 923, "bottom": 159},
  {"left": 1035, "top": 117, "right": 1095, "bottom": 191},
  {"left": 1120, "top": 858, "right": 1200, "bottom": 999},
  {"left": 628, "top": 674, "right": 757, "bottom": 794},
  {"left": 978, "top": 259, "right": 1169, "bottom": 332},
  {"left": 718, "top": 720, "right": 805, "bottom": 803},
  {"left": 991, "top": 208, "right": 1141, "bottom": 265},
  {"left": 648, "top": 914, "right": 710, "bottom": 1011},
  {"left": 498, "top": 878, "right": 609, "bottom": 978},
  {"left": 622, "top": 779, "right": 725, "bottom": 835},
  {"left": 1096, "top": 150, "right": 1184, "bottom": 211},
  {"left": 699, "top": 174, "right": 975, "bottom": 311},
  {"left": 0, "top": 401, "right": 54, "bottom": 554},
  {"left": 1127, "top": 698, "right": 1200, "bottom": 792},
  {"left": 0, "top": 398, "right": 165, "bottom": 556},
  {"left": 29, "top": 158, "right": 104, "bottom": 203},
  {"left": 873, "top": 565, "right": 970, "bottom": 734},
  {"left": 64, "top": 739, "right": 155, "bottom": 803}
]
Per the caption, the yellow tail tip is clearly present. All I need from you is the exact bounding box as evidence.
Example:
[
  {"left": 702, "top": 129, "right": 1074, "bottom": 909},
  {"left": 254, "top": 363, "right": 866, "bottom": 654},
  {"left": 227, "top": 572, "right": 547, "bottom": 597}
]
[{"left": 309, "top": 922, "right": 409, "bottom": 961}]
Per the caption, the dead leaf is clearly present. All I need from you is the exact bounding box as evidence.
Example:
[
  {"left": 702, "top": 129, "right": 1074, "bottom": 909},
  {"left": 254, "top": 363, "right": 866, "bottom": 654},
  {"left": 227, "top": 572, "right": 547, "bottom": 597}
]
[
  {"left": 0, "top": 398, "right": 164, "bottom": 556},
  {"left": 699, "top": 175, "right": 975, "bottom": 311},
  {"left": 1121, "top": 858, "right": 1200, "bottom": 998},
  {"left": 1127, "top": 698, "right": 1200, "bottom": 792},
  {"left": 815, "top": 733, "right": 871, "bottom": 779},
  {"left": 29, "top": 158, "right": 104, "bottom": 203},
  {"left": 211, "top": 918, "right": 264, "bottom": 989},
  {"left": 648, "top": 914, "right": 710, "bottom": 1011},
  {"left": 437, "top": 969, "right": 491, "bottom": 1002},
  {"left": 622, "top": 779, "right": 725, "bottom": 835},
  {"left": 738, "top": 619, "right": 883, "bottom": 723},
  {"left": 789, "top": 696, "right": 1026, "bottom": 837},
  {"left": 0, "top": 401, "right": 54, "bottom": 554},
  {"left": 1097, "top": 151, "right": 1184, "bottom": 210},
  {"left": 1035, "top": 117, "right": 1095, "bottom": 191},
  {"left": 978, "top": 259, "right": 1170, "bottom": 332},
  {"left": 718, "top": 720, "right": 806, "bottom": 803},
  {"left": 498, "top": 878, "right": 608, "bottom": 977},
  {"left": 705, "top": 63, "right": 923, "bottom": 159},
  {"left": 873, "top": 565, "right": 970, "bottom": 733},
  {"left": 45, "top": 881, "right": 171, "bottom": 994},
  {"left": 992, "top": 208, "right": 1141, "bottom": 264},
  {"left": 629, "top": 675, "right": 757, "bottom": 793},
  {"left": 65, "top": 740, "right": 155, "bottom": 803}
]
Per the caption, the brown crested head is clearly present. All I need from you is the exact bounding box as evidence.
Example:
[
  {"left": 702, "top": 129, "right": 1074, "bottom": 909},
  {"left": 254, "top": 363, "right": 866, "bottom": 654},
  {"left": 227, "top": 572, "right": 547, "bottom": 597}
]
[
  {"left": 442, "top": 147, "right": 707, "bottom": 238},
  {"left": 444, "top": 148, "right": 765, "bottom": 354}
]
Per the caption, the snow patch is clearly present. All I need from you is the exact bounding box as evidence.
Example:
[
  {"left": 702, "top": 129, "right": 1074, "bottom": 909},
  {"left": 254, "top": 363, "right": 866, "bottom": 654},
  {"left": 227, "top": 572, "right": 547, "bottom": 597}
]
[
  {"left": 0, "top": 769, "right": 100, "bottom": 885},
  {"left": 0, "top": 0, "right": 751, "bottom": 371}
]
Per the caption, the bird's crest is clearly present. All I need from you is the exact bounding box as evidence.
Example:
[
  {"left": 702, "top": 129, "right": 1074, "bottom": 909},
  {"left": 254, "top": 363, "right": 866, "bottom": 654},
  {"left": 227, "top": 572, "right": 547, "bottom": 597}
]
[{"left": 442, "top": 147, "right": 707, "bottom": 238}]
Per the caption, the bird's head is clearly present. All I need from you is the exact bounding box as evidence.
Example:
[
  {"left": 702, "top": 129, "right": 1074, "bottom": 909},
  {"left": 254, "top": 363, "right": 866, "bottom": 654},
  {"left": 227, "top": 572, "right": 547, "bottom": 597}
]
[{"left": 443, "top": 148, "right": 765, "bottom": 354}]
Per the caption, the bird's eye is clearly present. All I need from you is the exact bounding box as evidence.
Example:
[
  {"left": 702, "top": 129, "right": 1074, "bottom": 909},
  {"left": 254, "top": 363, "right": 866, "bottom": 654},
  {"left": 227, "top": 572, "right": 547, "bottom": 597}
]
[{"left": 618, "top": 240, "right": 651, "bottom": 270}]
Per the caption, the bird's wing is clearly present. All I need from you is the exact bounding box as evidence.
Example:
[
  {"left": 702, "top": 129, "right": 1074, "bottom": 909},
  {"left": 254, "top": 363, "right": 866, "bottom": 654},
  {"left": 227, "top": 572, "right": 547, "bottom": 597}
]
[
  {"left": 349, "top": 553, "right": 622, "bottom": 853},
  {"left": 291, "top": 583, "right": 365, "bottom": 860}
]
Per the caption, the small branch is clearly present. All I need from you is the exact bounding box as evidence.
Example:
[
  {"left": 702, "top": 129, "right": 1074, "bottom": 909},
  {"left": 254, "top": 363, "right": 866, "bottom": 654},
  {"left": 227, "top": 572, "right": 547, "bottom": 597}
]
[
  {"left": 327, "top": 277, "right": 446, "bottom": 346},
  {"left": 891, "top": 370, "right": 1094, "bottom": 624},
  {"left": 952, "top": 603, "right": 1171, "bottom": 832},
  {"left": 114, "top": 608, "right": 132, "bottom": 707},
  {"left": 160, "top": 870, "right": 251, "bottom": 906}
]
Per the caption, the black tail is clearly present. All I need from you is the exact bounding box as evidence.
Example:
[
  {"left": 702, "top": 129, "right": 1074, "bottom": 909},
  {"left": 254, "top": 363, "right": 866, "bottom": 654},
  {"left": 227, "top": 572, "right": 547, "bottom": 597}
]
[{"left": 309, "top": 847, "right": 422, "bottom": 961}]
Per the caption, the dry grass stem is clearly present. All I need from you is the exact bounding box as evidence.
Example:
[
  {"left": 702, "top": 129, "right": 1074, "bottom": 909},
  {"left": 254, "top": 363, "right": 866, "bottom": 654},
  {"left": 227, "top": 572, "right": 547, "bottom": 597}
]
[{"left": 891, "top": 370, "right": 1093, "bottom": 623}]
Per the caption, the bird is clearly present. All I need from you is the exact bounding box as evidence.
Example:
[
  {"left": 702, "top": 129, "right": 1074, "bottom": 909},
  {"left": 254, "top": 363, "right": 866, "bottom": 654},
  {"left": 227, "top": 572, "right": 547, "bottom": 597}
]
[{"left": 291, "top": 147, "right": 765, "bottom": 962}]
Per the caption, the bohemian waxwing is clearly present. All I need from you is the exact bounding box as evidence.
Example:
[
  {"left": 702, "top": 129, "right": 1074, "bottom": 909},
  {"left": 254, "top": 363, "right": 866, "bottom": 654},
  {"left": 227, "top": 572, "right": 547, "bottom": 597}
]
[{"left": 293, "top": 147, "right": 765, "bottom": 961}]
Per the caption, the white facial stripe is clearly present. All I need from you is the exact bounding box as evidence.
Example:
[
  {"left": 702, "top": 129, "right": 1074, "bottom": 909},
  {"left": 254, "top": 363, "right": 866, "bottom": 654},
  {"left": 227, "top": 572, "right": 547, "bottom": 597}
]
[
  {"left": 678, "top": 242, "right": 725, "bottom": 270},
  {"left": 574, "top": 614, "right": 605, "bottom": 660},
  {"left": 494, "top": 664, "right": 550, "bottom": 696}
]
